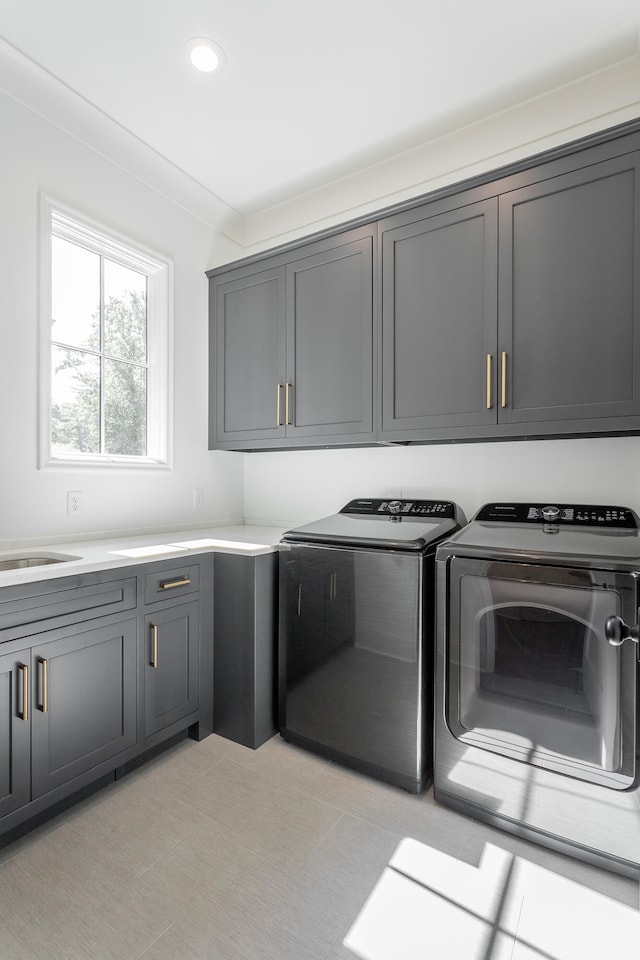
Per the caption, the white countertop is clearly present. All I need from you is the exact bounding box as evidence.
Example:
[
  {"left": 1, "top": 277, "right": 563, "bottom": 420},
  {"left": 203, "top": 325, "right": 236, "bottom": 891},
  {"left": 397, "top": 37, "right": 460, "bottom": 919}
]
[{"left": 0, "top": 524, "right": 289, "bottom": 588}]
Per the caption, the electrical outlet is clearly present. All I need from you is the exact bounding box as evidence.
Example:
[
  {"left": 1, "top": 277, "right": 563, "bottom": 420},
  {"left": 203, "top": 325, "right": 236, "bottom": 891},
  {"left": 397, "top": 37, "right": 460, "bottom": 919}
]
[
  {"left": 67, "top": 491, "right": 82, "bottom": 516},
  {"left": 193, "top": 488, "right": 204, "bottom": 510}
]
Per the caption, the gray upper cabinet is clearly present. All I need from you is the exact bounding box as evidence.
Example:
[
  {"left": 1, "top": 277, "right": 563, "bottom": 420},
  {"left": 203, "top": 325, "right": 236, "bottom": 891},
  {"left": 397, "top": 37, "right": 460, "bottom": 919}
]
[
  {"left": 209, "top": 120, "right": 640, "bottom": 448},
  {"left": 498, "top": 151, "right": 640, "bottom": 428},
  {"left": 381, "top": 144, "right": 640, "bottom": 441},
  {"left": 209, "top": 225, "right": 375, "bottom": 449},
  {"left": 380, "top": 197, "right": 498, "bottom": 438},
  {"left": 284, "top": 236, "right": 373, "bottom": 439},
  {"left": 212, "top": 265, "right": 286, "bottom": 445}
]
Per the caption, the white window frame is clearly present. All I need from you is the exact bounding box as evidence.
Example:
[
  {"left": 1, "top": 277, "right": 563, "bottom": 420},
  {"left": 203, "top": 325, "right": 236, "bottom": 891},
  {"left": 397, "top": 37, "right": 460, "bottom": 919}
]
[{"left": 39, "top": 195, "right": 174, "bottom": 469}]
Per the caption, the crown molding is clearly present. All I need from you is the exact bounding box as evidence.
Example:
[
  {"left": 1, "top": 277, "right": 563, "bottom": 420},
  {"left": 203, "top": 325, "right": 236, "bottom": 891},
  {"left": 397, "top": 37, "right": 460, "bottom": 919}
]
[{"left": 0, "top": 36, "right": 244, "bottom": 243}]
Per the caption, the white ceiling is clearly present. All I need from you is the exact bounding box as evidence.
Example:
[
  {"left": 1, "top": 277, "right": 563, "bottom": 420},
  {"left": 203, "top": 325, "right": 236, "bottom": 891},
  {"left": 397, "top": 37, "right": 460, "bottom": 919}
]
[{"left": 1, "top": 0, "right": 640, "bottom": 218}]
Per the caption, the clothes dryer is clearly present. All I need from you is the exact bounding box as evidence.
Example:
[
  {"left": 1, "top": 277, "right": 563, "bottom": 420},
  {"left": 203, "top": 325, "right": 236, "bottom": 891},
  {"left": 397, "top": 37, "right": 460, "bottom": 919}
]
[{"left": 435, "top": 502, "right": 640, "bottom": 876}]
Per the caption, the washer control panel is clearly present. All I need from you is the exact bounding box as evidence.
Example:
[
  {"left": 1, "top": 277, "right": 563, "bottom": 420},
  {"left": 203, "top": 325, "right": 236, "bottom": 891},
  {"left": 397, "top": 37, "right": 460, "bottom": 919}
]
[
  {"left": 340, "top": 498, "right": 457, "bottom": 518},
  {"left": 475, "top": 502, "right": 638, "bottom": 528}
]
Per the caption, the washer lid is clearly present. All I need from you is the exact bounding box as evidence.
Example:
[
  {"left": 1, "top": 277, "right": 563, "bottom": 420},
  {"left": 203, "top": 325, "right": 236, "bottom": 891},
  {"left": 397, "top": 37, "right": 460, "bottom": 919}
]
[
  {"left": 281, "top": 498, "right": 463, "bottom": 550},
  {"left": 437, "top": 511, "right": 640, "bottom": 566}
]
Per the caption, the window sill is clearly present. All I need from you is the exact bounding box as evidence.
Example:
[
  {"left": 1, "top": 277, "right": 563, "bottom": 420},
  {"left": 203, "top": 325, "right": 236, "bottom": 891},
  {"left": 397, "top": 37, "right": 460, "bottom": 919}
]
[{"left": 41, "top": 455, "right": 173, "bottom": 471}]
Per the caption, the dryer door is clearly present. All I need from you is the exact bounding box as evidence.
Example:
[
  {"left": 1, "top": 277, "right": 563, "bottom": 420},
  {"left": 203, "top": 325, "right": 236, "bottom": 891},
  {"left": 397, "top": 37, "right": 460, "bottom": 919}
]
[{"left": 446, "top": 558, "right": 637, "bottom": 788}]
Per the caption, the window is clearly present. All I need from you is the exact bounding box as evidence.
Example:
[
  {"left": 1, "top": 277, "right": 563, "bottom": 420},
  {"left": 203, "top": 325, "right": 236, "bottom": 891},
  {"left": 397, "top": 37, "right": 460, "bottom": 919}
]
[{"left": 39, "top": 196, "right": 173, "bottom": 467}]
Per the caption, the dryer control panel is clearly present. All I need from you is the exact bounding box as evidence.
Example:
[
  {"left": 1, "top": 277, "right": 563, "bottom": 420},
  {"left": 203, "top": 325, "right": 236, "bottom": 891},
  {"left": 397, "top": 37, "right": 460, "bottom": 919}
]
[{"left": 475, "top": 502, "right": 639, "bottom": 528}]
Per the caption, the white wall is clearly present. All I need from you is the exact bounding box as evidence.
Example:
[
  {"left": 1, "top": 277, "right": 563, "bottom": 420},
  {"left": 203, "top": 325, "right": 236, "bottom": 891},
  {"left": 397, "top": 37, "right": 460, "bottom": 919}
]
[
  {"left": 0, "top": 90, "right": 244, "bottom": 549},
  {"left": 243, "top": 437, "right": 640, "bottom": 529}
]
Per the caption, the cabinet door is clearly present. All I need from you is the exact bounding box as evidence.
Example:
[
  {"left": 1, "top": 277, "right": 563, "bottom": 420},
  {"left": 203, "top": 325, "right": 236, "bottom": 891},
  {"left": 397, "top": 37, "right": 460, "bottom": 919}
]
[
  {"left": 212, "top": 266, "right": 286, "bottom": 444},
  {"left": 31, "top": 620, "right": 137, "bottom": 799},
  {"left": 285, "top": 232, "right": 374, "bottom": 439},
  {"left": 0, "top": 648, "right": 30, "bottom": 819},
  {"left": 144, "top": 601, "right": 200, "bottom": 738},
  {"left": 499, "top": 152, "right": 640, "bottom": 424},
  {"left": 380, "top": 199, "right": 498, "bottom": 437}
]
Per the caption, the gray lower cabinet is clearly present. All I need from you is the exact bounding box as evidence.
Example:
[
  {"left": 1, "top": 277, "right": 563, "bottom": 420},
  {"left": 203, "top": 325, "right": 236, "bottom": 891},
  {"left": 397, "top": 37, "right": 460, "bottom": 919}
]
[
  {"left": 0, "top": 647, "right": 30, "bottom": 820},
  {"left": 0, "top": 572, "right": 139, "bottom": 829},
  {"left": 140, "top": 557, "right": 212, "bottom": 746},
  {"left": 144, "top": 600, "right": 200, "bottom": 738},
  {"left": 0, "top": 559, "right": 213, "bottom": 842},
  {"left": 209, "top": 225, "right": 375, "bottom": 449},
  {"left": 0, "top": 572, "right": 137, "bottom": 643},
  {"left": 0, "top": 616, "right": 137, "bottom": 824},
  {"left": 30, "top": 618, "right": 137, "bottom": 799},
  {"left": 213, "top": 552, "right": 278, "bottom": 749}
]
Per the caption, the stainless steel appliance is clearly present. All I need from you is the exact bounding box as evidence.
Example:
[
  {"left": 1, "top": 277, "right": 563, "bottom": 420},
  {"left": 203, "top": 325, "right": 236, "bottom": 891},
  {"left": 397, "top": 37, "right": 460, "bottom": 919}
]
[
  {"left": 434, "top": 502, "right": 640, "bottom": 876},
  {"left": 279, "top": 497, "right": 466, "bottom": 792}
]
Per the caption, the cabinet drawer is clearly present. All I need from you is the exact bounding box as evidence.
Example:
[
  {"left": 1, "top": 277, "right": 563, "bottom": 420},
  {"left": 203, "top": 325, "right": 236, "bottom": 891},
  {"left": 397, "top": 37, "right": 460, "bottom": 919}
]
[
  {"left": 0, "top": 576, "right": 137, "bottom": 642},
  {"left": 144, "top": 563, "right": 200, "bottom": 604}
]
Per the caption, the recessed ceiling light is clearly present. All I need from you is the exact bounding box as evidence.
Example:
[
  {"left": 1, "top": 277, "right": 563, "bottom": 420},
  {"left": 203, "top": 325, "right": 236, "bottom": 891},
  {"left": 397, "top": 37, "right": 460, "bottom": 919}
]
[{"left": 187, "top": 37, "right": 226, "bottom": 74}]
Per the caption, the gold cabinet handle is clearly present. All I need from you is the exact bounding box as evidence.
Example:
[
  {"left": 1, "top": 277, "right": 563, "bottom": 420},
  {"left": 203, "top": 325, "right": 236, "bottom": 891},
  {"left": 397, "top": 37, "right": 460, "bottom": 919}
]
[
  {"left": 151, "top": 624, "right": 158, "bottom": 668},
  {"left": 39, "top": 657, "right": 48, "bottom": 713},
  {"left": 285, "top": 383, "right": 292, "bottom": 426},
  {"left": 159, "top": 577, "right": 191, "bottom": 590},
  {"left": 276, "top": 383, "right": 283, "bottom": 426},
  {"left": 486, "top": 354, "right": 493, "bottom": 409},
  {"left": 501, "top": 351, "right": 507, "bottom": 408},
  {"left": 19, "top": 664, "right": 28, "bottom": 721}
]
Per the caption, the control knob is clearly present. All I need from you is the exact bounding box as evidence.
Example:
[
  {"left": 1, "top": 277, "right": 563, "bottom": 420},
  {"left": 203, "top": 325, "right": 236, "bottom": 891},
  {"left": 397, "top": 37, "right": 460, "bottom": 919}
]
[
  {"left": 541, "top": 505, "right": 561, "bottom": 522},
  {"left": 387, "top": 500, "right": 402, "bottom": 514}
]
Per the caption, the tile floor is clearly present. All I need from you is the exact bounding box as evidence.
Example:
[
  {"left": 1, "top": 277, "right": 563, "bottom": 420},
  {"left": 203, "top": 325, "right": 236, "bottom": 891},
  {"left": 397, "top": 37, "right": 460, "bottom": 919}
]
[{"left": 0, "top": 733, "right": 638, "bottom": 959}]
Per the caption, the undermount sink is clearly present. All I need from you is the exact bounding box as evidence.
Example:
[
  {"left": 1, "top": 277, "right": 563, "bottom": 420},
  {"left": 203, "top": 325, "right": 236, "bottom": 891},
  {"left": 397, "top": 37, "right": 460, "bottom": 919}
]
[{"left": 0, "top": 554, "right": 80, "bottom": 571}]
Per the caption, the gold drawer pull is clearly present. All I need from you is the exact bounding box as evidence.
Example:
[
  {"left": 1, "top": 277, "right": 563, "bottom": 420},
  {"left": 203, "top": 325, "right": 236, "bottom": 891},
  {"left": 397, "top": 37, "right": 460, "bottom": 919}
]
[
  {"left": 151, "top": 624, "right": 158, "bottom": 669},
  {"left": 19, "top": 664, "right": 28, "bottom": 721},
  {"left": 501, "top": 351, "right": 507, "bottom": 408},
  {"left": 285, "top": 383, "right": 292, "bottom": 426},
  {"left": 486, "top": 354, "right": 492, "bottom": 409},
  {"left": 160, "top": 577, "right": 191, "bottom": 590}
]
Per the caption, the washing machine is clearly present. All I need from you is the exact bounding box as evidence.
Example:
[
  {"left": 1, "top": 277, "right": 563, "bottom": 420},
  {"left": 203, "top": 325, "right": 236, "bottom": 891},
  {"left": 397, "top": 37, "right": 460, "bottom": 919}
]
[
  {"left": 434, "top": 501, "right": 640, "bottom": 876},
  {"left": 279, "top": 497, "right": 466, "bottom": 793}
]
